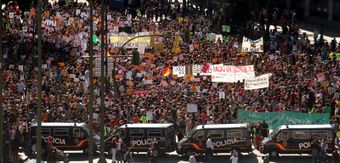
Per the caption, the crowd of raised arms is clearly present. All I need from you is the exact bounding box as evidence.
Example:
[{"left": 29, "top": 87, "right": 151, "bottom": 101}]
[{"left": 1, "top": 0, "right": 340, "bottom": 162}]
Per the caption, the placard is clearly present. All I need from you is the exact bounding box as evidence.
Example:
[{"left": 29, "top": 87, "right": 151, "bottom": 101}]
[
  {"left": 244, "top": 74, "right": 270, "bottom": 90},
  {"left": 242, "top": 37, "right": 264, "bottom": 52},
  {"left": 172, "top": 66, "right": 186, "bottom": 77},
  {"left": 187, "top": 103, "right": 198, "bottom": 113},
  {"left": 146, "top": 112, "right": 153, "bottom": 120}
]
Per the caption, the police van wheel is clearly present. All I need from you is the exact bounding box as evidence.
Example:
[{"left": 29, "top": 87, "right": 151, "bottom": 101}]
[{"left": 269, "top": 150, "right": 279, "bottom": 158}]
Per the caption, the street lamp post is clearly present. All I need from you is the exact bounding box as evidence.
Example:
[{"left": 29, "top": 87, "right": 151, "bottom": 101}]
[
  {"left": 98, "top": 0, "right": 107, "bottom": 161},
  {"left": 0, "top": 2, "right": 4, "bottom": 159},
  {"left": 36, "top": 0, "right": 43, "bottom": 162}
]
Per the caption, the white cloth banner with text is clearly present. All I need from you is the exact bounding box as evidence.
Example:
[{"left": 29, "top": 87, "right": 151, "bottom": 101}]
[
  {"left": 241, "top": 37, "right": 264, "bottom": 52},
  {"left": 244, "top": 73, "right": 270, "bottom": 90},
  {"left": 211, "top": 65, "right": 255, "bottom": 83}
]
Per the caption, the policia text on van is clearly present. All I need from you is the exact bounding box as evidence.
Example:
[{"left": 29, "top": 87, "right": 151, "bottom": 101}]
[
  {"left": 177, "top": 124, "right": 252, "bottom": 156},
  {"left": 103, "top": 123, "right": 176, "bottom": 154},
  {"left": 30, "top": 122, "right": 100, "bottom": 154},
  {"left": 260, "top": 124, "right": 336, "bottom": 158}
]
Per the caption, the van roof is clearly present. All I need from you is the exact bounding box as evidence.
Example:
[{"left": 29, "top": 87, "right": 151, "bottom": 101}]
[
  {"left": 120, "top": 123, "right": 173, "bottom": 129},
  {"left": 195, "top": 124, "right": 248, "bottom": 130},
  {"left": 30, "top": 122, "right": 86, "bottom": 127},
  {"left": 279, "top": 124, "right": 334, "bottom": 130}
]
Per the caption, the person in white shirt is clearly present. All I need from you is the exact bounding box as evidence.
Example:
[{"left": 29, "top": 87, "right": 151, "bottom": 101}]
[
  {"left": 230, "top": 149, "right": 239, "bottom": 163},
  {"left": 205, "top": 135, "right": 214, "bottom": 161},
  {"left": 188, "top": 152, "right": 197, "bottom": 163}
]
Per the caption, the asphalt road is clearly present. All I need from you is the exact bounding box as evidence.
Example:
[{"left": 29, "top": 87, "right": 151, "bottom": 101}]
[{"left": 23, "top": 150, "right": 333, "bottom": 163}]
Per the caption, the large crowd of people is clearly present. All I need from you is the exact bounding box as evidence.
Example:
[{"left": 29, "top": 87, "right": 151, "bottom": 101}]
[{"left": 1, "top": 0, "right": 340, "bottom": 162}]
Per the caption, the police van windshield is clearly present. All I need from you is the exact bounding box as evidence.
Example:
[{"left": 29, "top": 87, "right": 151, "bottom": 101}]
[
  {"left": 186, "top": 128, "right": 197, "bottom": 137},
  {"left": 270, "top": 128, "right": 279, "bottom": 138}
]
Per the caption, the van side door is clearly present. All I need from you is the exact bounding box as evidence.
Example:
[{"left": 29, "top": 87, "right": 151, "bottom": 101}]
[
  {"left": 226, "top": 129, "right": 244, "bottom": 151},
  {"left": 52, "top": 127, "right": 70, "bottom": 147},
  {"left": 207, "top": 129, "right": 225, "bottom": 152},
  {"left": 146, "top": 129, "right": 163, "bottom": 149},
  {"left": 191, "top": 129, "right": 205, "bottom": 151},
  {"left": 291, "top": 130, "right": 311, "bottom": 151},
  {"left": 72, "top": 127, "right": 87, "bottom": 148}
]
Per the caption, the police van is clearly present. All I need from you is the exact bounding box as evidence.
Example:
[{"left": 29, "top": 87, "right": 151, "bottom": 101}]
[
  {"left": 176, "top": 124, "right": 252, "bottom": 156},
  {"left": 104, "top": 123, "right": 177, "bottom": 154},
  {"left": 260, "top": 124, "right": 336, "bottom": 158},
  {"left": 30, "top": 122, "right": 100, "bottom": 154}
]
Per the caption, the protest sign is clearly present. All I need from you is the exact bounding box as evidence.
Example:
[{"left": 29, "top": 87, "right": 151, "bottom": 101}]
[
  {"left": 172, "top": 66, "right": 186, "bottom": 77},
  {"left": 146, "top": 112, "right": 153, "bottom": 120},
  {"left": 215, "top": 34, "right": 223, "bottom": 43},
  {"left": 192, "top": 64, "right": 212, "bottom": 76},
  {"left": 241, "top": 37, "right": 264, "bottom": 52},
  {"left": 211, "top": 65, "right": 255, "bottom": 83},
  {"left": 187, "top": 103, "right": 198, "bottom": 113},
  {"left": 110, "top": 32, "right": 151, "bottom": 48},
  {"left": 244, "top": 74, "right": 270, "bottom": 90}
]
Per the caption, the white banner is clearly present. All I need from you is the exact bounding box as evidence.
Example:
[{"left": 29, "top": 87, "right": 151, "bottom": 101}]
[
  {"left": 110, "top": 32, "right": 151, "bottom": 48},
  {"left": 244, "top": 74, "right": 270, "bottom": 90},
  {"left": 172, "top": 66, "right": 186, "bottom": 77},
  {"left": 192, "top": 64, "right": 212, "bottom": 76},
  {"left": 241, "top": 37, "right": 264, "bottom": 52},
  {"left": 211, "top": 65, "right": 255, "bottom": 83}
]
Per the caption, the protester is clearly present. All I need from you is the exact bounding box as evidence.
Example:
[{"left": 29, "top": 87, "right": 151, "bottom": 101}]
[
  {"left": 230, "top": 149, "right": 239, "bottom": 163},
  {"left": 147, "top": 145, "right": 158, "bottom": 163},
  {"left": 332, "top": 149, "right": 340, "bottom": 163},
  {"left": 205, "top": 135, "right": 214, "bottom": 161},
  {"left": 188, "top": 152, "right": 197, "bottom": 163},
  {"left": 111, "top": 137, "right": 117, "bottom": 163},
  {"left": 320, "top": 139, "right": 328, "bottom": 163},
  {"left": 311, "top": 136, "right": 321, "bottom": 163}
]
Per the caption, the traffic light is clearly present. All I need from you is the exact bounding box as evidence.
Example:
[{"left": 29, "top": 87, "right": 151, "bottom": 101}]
[{"left": 132, "top": 50, "right": 140, "bottom": 65}]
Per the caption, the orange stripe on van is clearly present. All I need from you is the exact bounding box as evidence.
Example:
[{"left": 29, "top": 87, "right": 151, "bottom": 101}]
[
  {"left": 190, "top": 143, "right": 203, "bottom": 151},
  {"left": 56, "top": 140, "right": 87, "bottom": 148},
  {"left": 274, "top": 143, "right": 286, "bottom": 151}
]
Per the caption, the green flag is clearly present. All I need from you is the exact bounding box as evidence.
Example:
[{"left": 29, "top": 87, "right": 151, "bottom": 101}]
[
  {"left": 136, "top": 9, "right": 141, "bottom": 17},
  {"left": 222, "top": 25, "right": 230, "bottom": 33},
  {"left": 93, "top": 34, "right": 99, "bottom": 44}
]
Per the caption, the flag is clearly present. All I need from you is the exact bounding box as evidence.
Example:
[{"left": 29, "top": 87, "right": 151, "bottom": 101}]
[
  {"left": 162, "top": 66, "right": 171, "bottom": 77},
  {"left": 93, "top": 34, "right": 99, "bottom": 44},
  {"left": 201, "top": 63, "right": 210, "bottom": 73}
]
